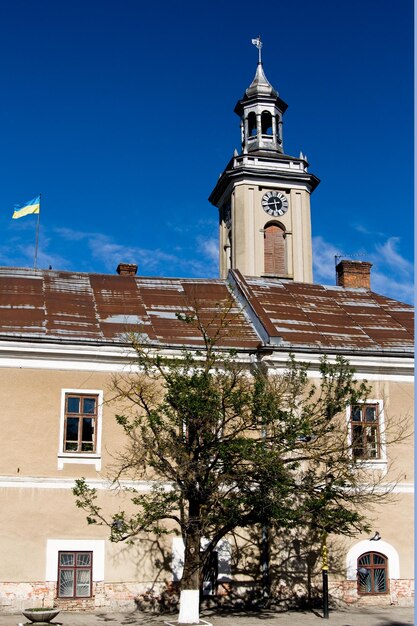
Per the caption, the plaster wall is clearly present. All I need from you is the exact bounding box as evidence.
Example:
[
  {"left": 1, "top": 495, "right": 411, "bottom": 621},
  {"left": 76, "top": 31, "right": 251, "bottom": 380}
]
[
  {"left": 367, "top": 378, "right": 414, "bottom": 481},
  {"left": 227, "top": 182, "right": 313, "bottom": 281},
  {"left": 0, "top": 363, "right": 412, "bottom": 609},
  {"left": 0, "top": 486, "right": 172, "bottom": 583},
  {"left": 338, "top": 495, "right": 414, "bottom": 580},
  {"left": 0, "top": 368, "right": 122, "bottom": 477}
]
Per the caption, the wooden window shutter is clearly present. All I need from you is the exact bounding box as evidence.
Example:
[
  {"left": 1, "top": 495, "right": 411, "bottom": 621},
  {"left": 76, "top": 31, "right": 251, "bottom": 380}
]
[{"left": 264, "top": 224, "right": 286, "bottom": 275}]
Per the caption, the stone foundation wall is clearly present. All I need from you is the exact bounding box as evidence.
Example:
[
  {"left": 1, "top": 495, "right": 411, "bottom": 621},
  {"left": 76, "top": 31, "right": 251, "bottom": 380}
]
[
  {"left": 329, "top": 579, "right": 414, "bottom": 607},
  {"left": 0, "top": 578, "right": 414, "bottom": 613},
  {"left": 54, "top": 593, "right": 96, "bottom": 612},
  {"left": 0, "top": 582, "right": 56, "bottom": 613},
  {"left": 0, "top": 581, "right": 163, "bottom": 614}
]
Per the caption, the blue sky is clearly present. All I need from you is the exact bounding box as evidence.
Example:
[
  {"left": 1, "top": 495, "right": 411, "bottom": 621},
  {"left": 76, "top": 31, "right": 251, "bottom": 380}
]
[{"left": 0, "top": 0, "right": 413, "bottom": 303}]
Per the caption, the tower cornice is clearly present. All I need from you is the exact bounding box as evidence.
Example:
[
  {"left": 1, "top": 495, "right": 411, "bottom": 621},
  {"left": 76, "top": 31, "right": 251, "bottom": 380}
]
[
  {"left": 234, "top": 92, "right": 288, "bottom": 118},
  {"left": 209, "top": 153, "right": 320, "bottom": 206}
]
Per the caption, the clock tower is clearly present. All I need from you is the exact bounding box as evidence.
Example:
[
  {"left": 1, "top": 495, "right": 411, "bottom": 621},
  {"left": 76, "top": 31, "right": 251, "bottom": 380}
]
[{"left": 209, "top": 40, "right": 319, "bottom": 281}]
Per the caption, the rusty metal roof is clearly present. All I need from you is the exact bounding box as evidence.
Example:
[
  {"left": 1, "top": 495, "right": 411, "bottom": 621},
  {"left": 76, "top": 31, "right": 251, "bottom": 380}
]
[
  {"left": 0, "top": 267, "right": 413, "bottom": 355},
  {"left": 232, "top": 272, "right": 414, "bottom": 354},
  {"left": 0, "top": 268, "right": 260, "bottom": 349}
]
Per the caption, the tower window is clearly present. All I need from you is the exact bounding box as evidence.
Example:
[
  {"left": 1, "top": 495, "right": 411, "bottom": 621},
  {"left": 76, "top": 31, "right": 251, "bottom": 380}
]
[
  {"left": 261, "top": 111, "right": 273, "bottom": 135},
  {"left": 264, "top": 223, "right": 286, "bottom": 275},
  {"left": 276, "top": 115, "right": 282, "bottom": 142},
  {"left": 248, "top": 112, "right": 257, "bottom": 136},
  {"left": 357, "top": 552, "right": 388, "bottom": 594}
]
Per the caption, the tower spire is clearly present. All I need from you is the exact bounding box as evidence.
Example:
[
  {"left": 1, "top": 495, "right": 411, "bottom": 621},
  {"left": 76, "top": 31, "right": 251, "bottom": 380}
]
[
  {"left": 251, "top": 35, "right": 263, "bottom": 64},
  {"left": 234, "top": 39, "right": 287, "bottom": 154},
  {"left": 209, "top": 43, "right": 320, "bottom": 282}
]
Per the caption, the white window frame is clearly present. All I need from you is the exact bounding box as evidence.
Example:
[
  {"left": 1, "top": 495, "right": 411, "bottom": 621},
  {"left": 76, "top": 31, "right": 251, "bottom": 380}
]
[
  {"left": 346, "top": 399, "right": 387, "bottom": 473},
  {"left": 46, "top": 539, "right": 105, "bottom": 582},
  {"left": 58, "top": 389, "right": 103, "bottom": 471},
  {"left": 346, "top": 539, "right": 399, "bottom": 580},
  {"left": 172, "top": 537, "right": 232, "bottom": 584}
]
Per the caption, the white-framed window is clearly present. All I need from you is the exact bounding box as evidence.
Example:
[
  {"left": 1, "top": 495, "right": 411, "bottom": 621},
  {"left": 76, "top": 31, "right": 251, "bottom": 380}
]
[
  {"left": 347, "top": 400, "right": 387, "bottom": 471},
  {"left": 357, "top": 551, "right": 389, "bottom": 595},
  {"left": 346, "top": 539, "right": 400, "bottom": 582},
  {"left": 58, "top": 389, "right": 103, "bottom": 470},
  {"left": 172, "top": 536, "right": 231, "bottom": 594},
  {"left": 58, "top": 551, "right": 93, "bottom": 598},
  {"left": 46, "top": 539, "right": 105, "bottom": 589}
]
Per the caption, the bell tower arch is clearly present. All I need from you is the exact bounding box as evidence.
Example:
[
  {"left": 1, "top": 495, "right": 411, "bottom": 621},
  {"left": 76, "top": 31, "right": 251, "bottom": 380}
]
[{"left": 209, "top": 38, "right": 320, "bottom": 282}]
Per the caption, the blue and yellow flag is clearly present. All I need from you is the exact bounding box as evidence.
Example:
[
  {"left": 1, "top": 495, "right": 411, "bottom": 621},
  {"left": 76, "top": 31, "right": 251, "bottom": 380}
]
[{"left": 12, "top": 195, "right": 40, "bottom": 219}]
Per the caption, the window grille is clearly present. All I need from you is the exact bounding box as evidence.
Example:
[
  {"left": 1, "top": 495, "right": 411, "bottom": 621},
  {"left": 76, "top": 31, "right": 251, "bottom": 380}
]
[
  {"left": 357, "top": 552, "right": 388, "bottom": 594},
  {"left": 58, "top": 551, "right": 93, "bottom": 598}
]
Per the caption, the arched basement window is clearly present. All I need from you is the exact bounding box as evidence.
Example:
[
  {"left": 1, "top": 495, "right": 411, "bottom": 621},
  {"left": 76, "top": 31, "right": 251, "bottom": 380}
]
[
  {"left": 248, "top": 112, "right": 257, "bottom": 136},
  {"left": 264, "top": 223, "right": 286, "bottom": 275},
  {"left": 357, "top": 552, "right": 388, "bottom": 595},
  {"left": 261, "top": 111, "right": 273, "bottom": 135}
]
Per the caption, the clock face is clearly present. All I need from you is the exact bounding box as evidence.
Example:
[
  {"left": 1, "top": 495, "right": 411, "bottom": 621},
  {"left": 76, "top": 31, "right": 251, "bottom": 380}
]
[{"left": 261, "top": 191, "right": 289, "bottom": 217}]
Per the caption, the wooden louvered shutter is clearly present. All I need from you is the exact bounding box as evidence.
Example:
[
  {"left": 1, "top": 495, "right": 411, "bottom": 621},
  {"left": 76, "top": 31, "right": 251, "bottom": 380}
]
[{"left": 264, "top": 224, "right": 286, "bottom": 275}]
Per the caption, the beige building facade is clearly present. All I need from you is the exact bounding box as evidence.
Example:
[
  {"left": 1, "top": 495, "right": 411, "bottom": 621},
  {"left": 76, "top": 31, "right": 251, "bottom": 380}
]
[
  {"left": 0, "top": 271, "right": 413, "bottom": 612},
  {"left": 0, "top": 52, "right": 414, "bottom": 613}
]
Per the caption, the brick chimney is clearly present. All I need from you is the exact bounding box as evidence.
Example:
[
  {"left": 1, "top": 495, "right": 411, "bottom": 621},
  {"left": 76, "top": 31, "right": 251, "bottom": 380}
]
[
  {"left": 336, "top": 260, "right": 372, "bottom": 289},
  {"left": 116, "top": 263, "right": 138, "bottom": 276}
]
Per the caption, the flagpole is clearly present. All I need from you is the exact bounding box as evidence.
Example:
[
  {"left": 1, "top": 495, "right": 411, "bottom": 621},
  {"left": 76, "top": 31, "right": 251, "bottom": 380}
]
[{"left": 34, "top": 193, "right": 41, "bottom": 270}]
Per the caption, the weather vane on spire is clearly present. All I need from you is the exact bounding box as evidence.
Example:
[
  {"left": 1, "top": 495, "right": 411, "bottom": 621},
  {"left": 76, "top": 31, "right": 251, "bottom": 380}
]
[{"left": 251, "top": 36, "right": 263, "bottom": 64}]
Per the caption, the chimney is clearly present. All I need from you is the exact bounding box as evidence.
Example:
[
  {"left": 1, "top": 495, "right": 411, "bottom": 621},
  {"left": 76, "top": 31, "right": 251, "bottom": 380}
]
[
  {"left": 336, "top": 260, "right": 372, "bottom": 290},
  {"left": 116, "top": 263, "right": 138, "bottom": 276}
]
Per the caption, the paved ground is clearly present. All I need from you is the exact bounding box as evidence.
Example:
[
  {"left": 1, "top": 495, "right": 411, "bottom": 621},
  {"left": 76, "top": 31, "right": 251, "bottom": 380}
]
[{"left": 0, "top": 606, "right": 414, "bottom": 626}]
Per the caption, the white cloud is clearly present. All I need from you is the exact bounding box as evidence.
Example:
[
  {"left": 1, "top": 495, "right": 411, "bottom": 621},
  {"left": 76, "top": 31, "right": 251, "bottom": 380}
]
[
  {"left": 313, "top": 234, "right": 413, "bottom": 304},
  {"left": 87, "top": 233, "right": 183, "bottom": 273},
  {"left": 370, "top": 270, "right": 414, "bottom": 304},
  {"left": 0, "top": 238, "right": 69, "bottom": 271},
  {"left": 49, "top": 228, "right": 219, "bottom": 278},
  {"left": 54, "top": 227, "right": 88, "bottom": 241},
  {"left": 370, "top": 237, "right": 414, "bottom": 303},
  {"left": 165, "top": 217, "right": 217, "bottom": 236},
  {"left": 197, "top": 236, "right": 218, "bottom": 263},
  {"left": 312, "top": 236, "right": 341, "bottom": 282},
  {"left": 374, "top": 237, "right": 413, "bottom": 277},
  {"left": 352, "top": 223, "right": 385, "bottom": 237}
]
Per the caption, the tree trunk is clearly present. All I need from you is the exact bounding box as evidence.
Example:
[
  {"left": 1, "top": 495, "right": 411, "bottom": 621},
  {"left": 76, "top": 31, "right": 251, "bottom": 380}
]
[{"left": 178, "top": 504, "right": 201, "bottom": 624}]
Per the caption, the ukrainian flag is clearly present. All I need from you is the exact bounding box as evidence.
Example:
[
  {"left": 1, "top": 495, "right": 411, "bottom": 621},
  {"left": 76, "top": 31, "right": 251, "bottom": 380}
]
[{"left": 12, "top": 195, "right": 40, "bottom": 219}]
